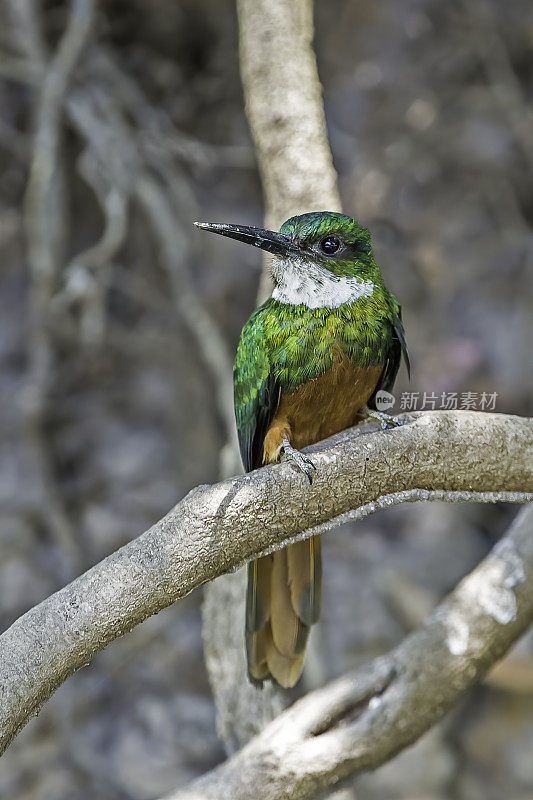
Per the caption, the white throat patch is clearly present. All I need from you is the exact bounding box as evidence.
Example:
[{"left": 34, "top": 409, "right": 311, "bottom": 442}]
[{"left": 271, "top": 256, "right": 374, "bottom": 309}]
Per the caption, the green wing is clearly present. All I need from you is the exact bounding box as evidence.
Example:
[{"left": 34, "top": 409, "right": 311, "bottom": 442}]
[
  {"left": 234, "top": 307, "right": 280, "bottom": 472},
  {"left": 371, "top": 308, "right": 410, "bottom": 402}
]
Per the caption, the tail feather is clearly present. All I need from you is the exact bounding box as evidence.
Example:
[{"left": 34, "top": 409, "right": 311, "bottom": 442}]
[
  {"left": 270, "top": 547, "right": 308, "bottom": 656},
  {"left": 246, "top": 555, "right": 272, "bottom": 632},
  {"left": 287, "top": 536, "right": 321, "bottom": 626},
  {"left": 246, "top": 536, "right": 322, "bottom": 688},
  {"left": 245, "top": 629, "right": 269, "bottom": 682},
  {"left": 262, "top": 626, "right": 306, "bottom": 688}
]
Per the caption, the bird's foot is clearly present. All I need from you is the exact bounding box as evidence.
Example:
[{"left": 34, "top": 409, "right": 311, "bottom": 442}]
[
  {"left": 361, "top": 405, "right": 401, "bottom": 430},
  {"left": 281, "top": 435, "right": 316, "bottom": 484}
]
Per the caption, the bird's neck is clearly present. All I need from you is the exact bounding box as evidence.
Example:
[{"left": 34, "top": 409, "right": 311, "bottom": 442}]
[{"left": 271, "top": 256, "right": 376, "bottom": 309}]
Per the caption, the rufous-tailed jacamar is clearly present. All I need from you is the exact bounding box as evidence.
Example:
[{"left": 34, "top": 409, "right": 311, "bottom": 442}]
[{"left": 195, "top": 212, "right": 409, "bottom": 688}]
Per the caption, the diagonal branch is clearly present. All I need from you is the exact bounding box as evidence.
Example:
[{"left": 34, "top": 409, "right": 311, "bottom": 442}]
[
  {"left": 166, "top": 503, "right": 533, "bottom": 800},
  {"left": 0, "top": 410, "right": 531, "bottom": 755}
]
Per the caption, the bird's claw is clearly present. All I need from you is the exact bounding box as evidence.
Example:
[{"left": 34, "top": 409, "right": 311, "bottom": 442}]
[
  {"left": 281, "top": 443, "right": 316, "bottom": 484},
  {"left": 362, "top": 406, "right": 401, "bottom": 430}
]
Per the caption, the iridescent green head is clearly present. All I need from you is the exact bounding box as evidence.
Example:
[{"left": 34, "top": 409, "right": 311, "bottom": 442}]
[
  {"left": 278, "top": 212, "right": 374, "bottom": 277},
  {"left": 195, "top": 211, "right": 383, "bottom": 309}
]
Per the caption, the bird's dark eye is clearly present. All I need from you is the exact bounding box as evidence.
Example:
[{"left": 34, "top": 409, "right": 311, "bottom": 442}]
[{"left": 320, "top": 235, "right": 340, "bottom": 254}]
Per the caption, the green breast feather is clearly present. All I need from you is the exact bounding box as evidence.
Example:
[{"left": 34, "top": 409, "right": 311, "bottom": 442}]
[{"left": 233, "top": 289, "right": 401, "bottom": 471}]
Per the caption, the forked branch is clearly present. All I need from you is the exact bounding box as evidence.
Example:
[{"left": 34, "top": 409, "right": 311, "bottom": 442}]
[{"left": 166, "top": 503, "right": 533, "bottom": 800}]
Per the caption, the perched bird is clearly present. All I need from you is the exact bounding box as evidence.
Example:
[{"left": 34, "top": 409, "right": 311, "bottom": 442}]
[{"left": 195, "top": 212, "right": 409, "bottom": 688}]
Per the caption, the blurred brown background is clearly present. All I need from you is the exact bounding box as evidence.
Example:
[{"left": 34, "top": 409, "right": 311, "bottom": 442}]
[{"left": 0, "top": 1, "right": 532, "bottom": 798}]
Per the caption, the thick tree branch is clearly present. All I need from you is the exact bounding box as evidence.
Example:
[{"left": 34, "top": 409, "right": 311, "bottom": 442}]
[
  {"left": 236, "top": 0, "right": 341, "bottom": 302},
  {"left": 0, "top": 411, "right": 531, "bottom": 755},
  {"left": 166, "top": 504, "right": 533, "bottom": 800},
  {"left": 237, "top": 0, "right": 341, "bottom": 224}
]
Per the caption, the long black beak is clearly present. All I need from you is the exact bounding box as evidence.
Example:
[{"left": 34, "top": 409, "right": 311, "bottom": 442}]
[{"left": 194, "top": 221, "right": 298, "bottom": 257}]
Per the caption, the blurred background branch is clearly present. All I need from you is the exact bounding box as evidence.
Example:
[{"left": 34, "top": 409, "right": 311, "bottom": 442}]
[
  {"left": 17, "top": 0, "right": 95, "bottom": 577},
  {"left": 237, "top": 0, "right": 341, "bottom": 300}
]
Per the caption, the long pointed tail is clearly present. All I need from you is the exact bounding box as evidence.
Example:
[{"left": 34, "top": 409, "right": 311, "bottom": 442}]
[{"left": 246, "top": 535, "right": 322, "bottom": 688}]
